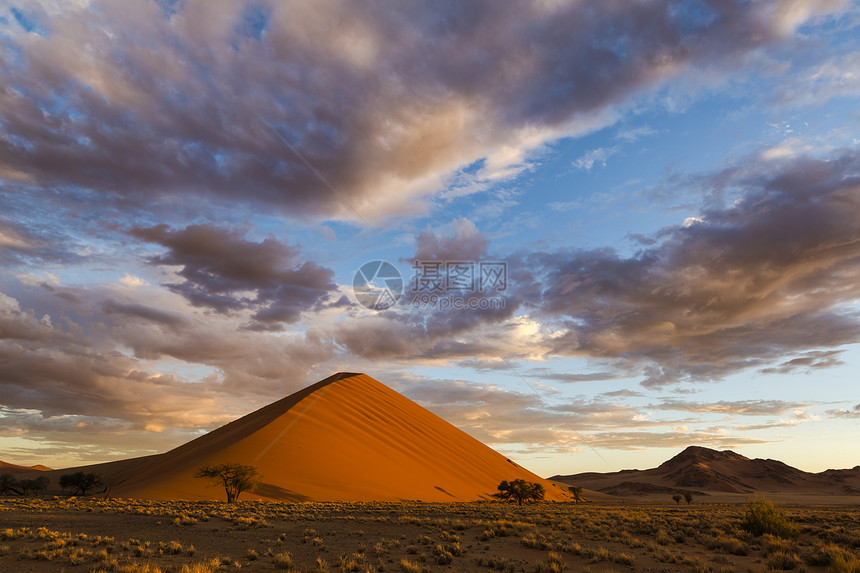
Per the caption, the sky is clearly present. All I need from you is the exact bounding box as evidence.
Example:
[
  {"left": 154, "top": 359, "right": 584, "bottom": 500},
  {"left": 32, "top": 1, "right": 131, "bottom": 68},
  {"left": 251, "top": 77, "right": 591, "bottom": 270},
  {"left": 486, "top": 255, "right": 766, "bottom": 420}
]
[{"left": 1, "top": 0, "right": 859, "bottom": 478}]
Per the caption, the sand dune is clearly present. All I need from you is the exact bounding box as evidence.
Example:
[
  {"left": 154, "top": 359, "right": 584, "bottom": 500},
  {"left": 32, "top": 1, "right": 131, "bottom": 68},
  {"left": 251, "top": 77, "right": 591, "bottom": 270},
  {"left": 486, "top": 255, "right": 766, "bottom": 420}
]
[
  {"left": 552, "top": 445, "right": 860, "bottom": 500},
  {"left": 0, "top": 461, "right": 52, "bottom": 474},
  {"left": 41, "top": 373, "right": 569, "bottom": 502}
]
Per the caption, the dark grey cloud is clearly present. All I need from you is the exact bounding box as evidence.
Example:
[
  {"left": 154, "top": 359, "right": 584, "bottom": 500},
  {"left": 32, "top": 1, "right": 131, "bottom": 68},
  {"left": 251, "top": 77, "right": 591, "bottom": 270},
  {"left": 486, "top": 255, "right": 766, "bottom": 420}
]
[
  {"left": 0, "top": 1, "right": 845, "bottom": 220},
  {"left": 522, "top": 151, "right": 860, "bottom": 386},
  {"left": 130, "top": 224, "right": 336, "bottom": 325}
]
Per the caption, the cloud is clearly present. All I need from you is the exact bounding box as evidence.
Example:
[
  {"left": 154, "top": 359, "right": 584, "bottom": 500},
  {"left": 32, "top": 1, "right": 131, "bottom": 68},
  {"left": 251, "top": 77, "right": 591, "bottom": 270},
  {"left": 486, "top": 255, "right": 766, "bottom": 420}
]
[
  {"left": 650, "top": 399, "right": 811, "bottom": 416},
  {"left": 130, "top": 224, "right": 336, "bottom": 325},
  {"left": 615, "top": 125, "right": 657, "bottom": 142},
  {"left": 525, "top": 150, "right": 860, "bottom": 385},
  {"left": 117, "top": 273, "right": 147, "bottom": 288},
  {"left": 0, "top": 285, "right": 338, "bottom": 456},
  {"left": 775, "top": 51, "right": 860, "bottom": 107},
  {"left": 0, "top": 0, "right": 847, "bottom": 222},
  {"left": 572, "top": 147, "right": 619, "bottom": 171},
  {"left": 759, "top": 350, "right": 845, "bottom": 374},
  {"left": 413, "top": 218, "right": 489, "bottom": 262},
  {"left": 827, "top": 403, "right": 860, "bottom": 419},
  {"left": 572, "top": 430, "right": 771, "bottom": 450}
]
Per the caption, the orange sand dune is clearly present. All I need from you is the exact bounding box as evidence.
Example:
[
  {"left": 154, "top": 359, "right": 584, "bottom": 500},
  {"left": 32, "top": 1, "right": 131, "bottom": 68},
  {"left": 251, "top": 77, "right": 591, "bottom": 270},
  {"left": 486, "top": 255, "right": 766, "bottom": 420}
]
[
  {"left": 58, "top": 373, "right": 569, "bottom": 502},
  {"left": 0, "top": 460, "right": 52, "bottom": 474}
]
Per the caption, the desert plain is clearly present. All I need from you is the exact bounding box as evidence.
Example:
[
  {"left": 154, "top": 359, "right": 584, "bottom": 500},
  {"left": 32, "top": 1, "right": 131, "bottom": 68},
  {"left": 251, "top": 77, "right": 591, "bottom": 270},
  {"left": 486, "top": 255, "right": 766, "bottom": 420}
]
[{"left": 1, "top": 496, "right": 859, "bottom": 573}]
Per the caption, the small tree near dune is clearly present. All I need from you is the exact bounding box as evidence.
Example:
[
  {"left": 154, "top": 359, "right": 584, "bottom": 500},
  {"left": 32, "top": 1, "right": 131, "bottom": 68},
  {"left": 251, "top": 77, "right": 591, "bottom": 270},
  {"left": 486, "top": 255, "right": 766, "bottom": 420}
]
[
  {"left": 672, "top": 494, "right": 682, "bottom": 505},
  {"left": 684, "top": 492, "right": 693, "bottom": 505},
  {"left": 59, "top": 472, "right": 102, "bottom": 496},
  {"left": 569, "top": 486, "right": 584, "bottom": 504},
  {"left": 194, "top": 463, "right": 260, "bottom": 503},
  {"left": 494, "top": 479, "right": 545, "bottom": 505},
  {"left": 20, "top": 476, "right": 50, "bottom": 496}
]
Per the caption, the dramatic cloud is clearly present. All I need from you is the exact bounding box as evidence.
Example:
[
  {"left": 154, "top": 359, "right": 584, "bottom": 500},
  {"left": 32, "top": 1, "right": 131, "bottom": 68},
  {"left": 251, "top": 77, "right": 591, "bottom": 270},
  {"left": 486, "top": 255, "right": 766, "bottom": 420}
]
[
  {"left": 1, "top": 0, "right": 857, "bottom": 472},
  {"left": 0, "top": 0, "right": 845, "bottom": 221},
  {"left": 0, "top": 285, "right": 337, "bottom": 449},
  {"left": 413, "top": 218, "right": 489, "bottom": 262},
  {"left": 525, "top": 151, "right": 860, "bottom": 385},
  {"left": 131, "top": 224, "right": 336, "bottom": 326}
]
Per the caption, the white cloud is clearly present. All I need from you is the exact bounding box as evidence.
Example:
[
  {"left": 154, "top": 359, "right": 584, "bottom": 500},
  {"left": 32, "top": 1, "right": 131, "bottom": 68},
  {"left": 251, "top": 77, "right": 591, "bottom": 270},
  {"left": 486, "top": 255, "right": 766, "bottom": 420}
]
[
  {"left": 118, "top": 273, "right": 148, "bottom": 288},
  {"left": 572, "top": 147, "right": 619, "bottom": 171}
]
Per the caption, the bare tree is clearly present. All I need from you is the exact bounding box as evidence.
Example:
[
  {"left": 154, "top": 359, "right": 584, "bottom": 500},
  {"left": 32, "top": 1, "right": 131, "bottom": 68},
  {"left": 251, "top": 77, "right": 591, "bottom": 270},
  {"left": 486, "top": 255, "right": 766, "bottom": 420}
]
[
  {"left": 194, "top": 463, "right": 260, "bottom": 503},
  {"left": 59, "top": 472, "right": 102, "bottom": 496}
]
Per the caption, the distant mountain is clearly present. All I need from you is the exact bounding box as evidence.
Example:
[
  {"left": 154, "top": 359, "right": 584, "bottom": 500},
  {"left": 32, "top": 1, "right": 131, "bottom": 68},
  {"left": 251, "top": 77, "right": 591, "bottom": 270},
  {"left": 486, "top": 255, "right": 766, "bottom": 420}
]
[
  {"left": 32, "top": 373, "right": 569, "bottom": 502},
  {"left": 0, "top": 460, "right": 52, "bottom": 474},
  {"left": 551, "top": 445, "right": 860, "bottom": 497}
]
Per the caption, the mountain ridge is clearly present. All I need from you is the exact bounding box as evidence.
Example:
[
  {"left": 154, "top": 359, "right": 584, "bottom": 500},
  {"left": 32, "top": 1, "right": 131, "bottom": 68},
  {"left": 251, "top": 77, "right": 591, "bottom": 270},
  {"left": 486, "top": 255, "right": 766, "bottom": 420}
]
[{"left": 551, "top": 445, "right": 860, "bottom": 497}]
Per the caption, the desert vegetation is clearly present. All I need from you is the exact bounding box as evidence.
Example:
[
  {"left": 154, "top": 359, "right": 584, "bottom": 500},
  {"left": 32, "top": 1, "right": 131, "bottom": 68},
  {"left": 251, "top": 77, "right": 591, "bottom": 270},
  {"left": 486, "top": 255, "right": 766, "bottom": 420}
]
[
  {"left": 0, "top": 496, "right": 858, "bottom": 572},
  {"left": 493, "top": 479, "right": 545, "bottom": 505},
  {"left": 59, "top": 472, "right": 104, "bottom": 496},
  {"left": 0, "top": 473, "right": 50, "bottom": 496}
]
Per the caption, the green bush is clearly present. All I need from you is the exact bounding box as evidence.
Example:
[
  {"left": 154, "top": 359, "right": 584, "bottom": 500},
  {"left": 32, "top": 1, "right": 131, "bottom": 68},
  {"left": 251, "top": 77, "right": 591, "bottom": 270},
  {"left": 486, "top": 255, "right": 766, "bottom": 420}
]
[{"left": 740, "top": 496, "right": 797, "bottom": 538}]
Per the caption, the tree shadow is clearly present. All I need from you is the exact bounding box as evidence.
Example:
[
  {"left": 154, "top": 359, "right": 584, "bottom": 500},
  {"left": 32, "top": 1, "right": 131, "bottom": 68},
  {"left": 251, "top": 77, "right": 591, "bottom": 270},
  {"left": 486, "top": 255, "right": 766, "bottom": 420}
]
[{"left": 254, "top": 482, "right": 312, "bottom": 501}]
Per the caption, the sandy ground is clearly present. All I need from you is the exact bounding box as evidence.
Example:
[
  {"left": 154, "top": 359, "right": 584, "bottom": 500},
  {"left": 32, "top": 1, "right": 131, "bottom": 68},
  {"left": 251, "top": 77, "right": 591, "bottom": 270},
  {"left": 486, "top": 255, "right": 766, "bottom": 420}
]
[{"left": 1, "top": 497, "right": 858, "bottom": 572}]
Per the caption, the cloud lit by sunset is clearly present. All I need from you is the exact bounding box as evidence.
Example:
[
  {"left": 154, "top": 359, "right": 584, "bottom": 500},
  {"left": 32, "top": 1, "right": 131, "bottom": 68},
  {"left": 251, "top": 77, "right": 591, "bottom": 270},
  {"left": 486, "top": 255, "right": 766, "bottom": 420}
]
[{"left": 1, "top": 0, "right": 858, "bottom": 476}]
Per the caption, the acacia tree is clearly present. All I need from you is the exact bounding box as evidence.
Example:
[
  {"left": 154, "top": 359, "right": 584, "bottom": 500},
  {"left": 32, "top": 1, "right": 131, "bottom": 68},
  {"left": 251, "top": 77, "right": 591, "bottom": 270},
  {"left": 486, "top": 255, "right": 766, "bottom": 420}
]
[
  {"left": 569, "top": 486, "right": 584, "bottom": 504},
  {"left": 684, "top": 492, "right": 693, "bottom": 505},
  {"left": 194, "top": 463, "right": 260, "bottom": 503},
  {"left": 59, "top": 472, "right": 103, "bottom": 496},
  {"left": 0, "top": 473, "right": 21, "bottom": 495},
  {"left": 672, "top": 494, "right": 682, "bottom": 505},
  {"left": 20, "top": 476, "right": 50, "bottom": 496},
  {"left": 494, "top": 479, "right": 545, "bottom": 505}
]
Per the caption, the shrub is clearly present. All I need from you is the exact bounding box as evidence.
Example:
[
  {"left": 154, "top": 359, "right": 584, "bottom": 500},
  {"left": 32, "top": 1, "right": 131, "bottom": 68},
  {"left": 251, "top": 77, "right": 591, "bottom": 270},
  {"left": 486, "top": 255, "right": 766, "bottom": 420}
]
[
  {"left": 399, "top": 559, "right": 430, "bottom": 573},
  {"left": 535, "top": 551, "right": 566, "bottom": 573},
  {"left": 766, "top": 550, "right": 801, "bottom": 570},
  {"left": 740, "top": 496, "right": 797, "bottom": 538},
  {"left": 273, "top": 551, "right": 293, "bottom": 569}
]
